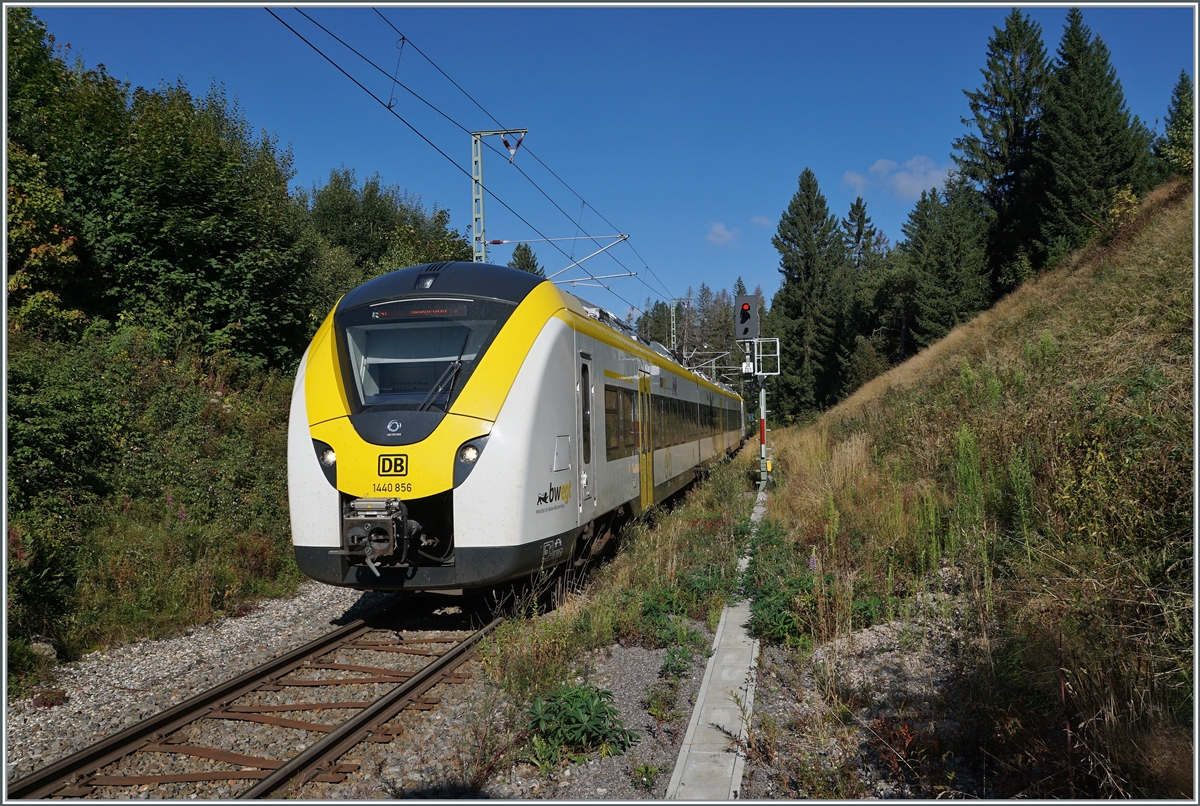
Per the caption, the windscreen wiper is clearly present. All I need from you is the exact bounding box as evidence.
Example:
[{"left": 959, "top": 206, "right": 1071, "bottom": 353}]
[{"left": 418, "top": 330, "right": 471, "bottom": 413}]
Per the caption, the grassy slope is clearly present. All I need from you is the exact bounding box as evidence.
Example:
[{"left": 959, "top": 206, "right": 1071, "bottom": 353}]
[{"left": 757, "top": 179, "right": 1193, "bottom": 797}]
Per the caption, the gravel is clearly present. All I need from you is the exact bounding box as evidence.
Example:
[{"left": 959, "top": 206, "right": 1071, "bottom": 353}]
[
  {"left": 739, "top": 583, "right": 994, "bottom": 799},
  {"left": 5, "top": 582, "right": 390, "bottom": 786},
  {"left": 8, "top": 570, "right": 985, "bottom": 800},
  {"left": 5, "top": 581, "right": 713, "bottom": 800}
]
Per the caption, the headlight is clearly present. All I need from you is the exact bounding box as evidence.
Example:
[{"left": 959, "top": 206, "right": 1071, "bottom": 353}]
[
  {"left": 311, "top": 439, "right": 338, "bottom": 489},
  {"left": 453, "top": 435, "right": 490, "bottom": 487}
]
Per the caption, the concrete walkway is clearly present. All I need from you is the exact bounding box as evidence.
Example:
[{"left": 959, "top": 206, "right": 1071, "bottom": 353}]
[{"left": 665, "top": 491, "right": 767, "bottom": 800}]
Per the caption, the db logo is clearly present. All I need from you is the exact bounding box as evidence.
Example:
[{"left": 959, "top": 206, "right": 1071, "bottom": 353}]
[{"left": 378, "top": 455, "right": 408, "bottom": 476}]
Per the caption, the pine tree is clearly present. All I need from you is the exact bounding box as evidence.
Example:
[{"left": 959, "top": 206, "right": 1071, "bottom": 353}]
[
  {"left": 910, "top": 175, "right": 990, "bottom": 346},
  {"left": 840, "top": 197, "right": 879, "bottom": 272},
  {"left": 898, "top": 189, "right": 944, "bottom": 347},
  {"left": 733, "top": 276, "right": 748, "bottom": 296},
  {"left": 768, "top": 168, "right": 842, "bottom": 416},
  {"left": 507, "top": 242, "right": 544, "bottom": 276},
  {"left": 951, "top": 7, "right": 1049, "bottom": 294},
  {"left": 870, "top": 251, "right": 918, "bottom": 364},
  {"left": 1157, "top": 70, "right": 1194, "bottom": 177},
  {"left": 634, "top": 297, "right": 672, "bottom": 346},
  {"left": 825, "top": 197, "right": 880, "bottom": 399},
  {"left": 1035, "top": 8, "right": 1152, "bottom": 263}
]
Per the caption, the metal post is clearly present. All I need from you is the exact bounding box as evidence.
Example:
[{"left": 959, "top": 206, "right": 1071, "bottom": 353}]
[
  {"left": 471, "top": 129, "right": 527, "bottom": 264},
  {"left": 759, "top": 384, "right": 768, "bottom": 490},
  {"left": 471, "top": 133, "right": 485, "bottom": 263},
  {"left": 670, "top": 302, "right": 676, "bottom": 352}
]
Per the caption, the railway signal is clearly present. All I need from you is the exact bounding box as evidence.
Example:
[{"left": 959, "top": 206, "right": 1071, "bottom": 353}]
[
  {"left": 735, "top": 296, "right": 778, "bottom": 490},
  {"left": 734, "top": 295, "right": 759, "bottom": 340}
]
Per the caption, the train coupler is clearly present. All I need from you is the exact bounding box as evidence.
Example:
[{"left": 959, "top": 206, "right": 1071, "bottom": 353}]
[{"left": 331, "top": 498, "right": 422, "bottom": 576}]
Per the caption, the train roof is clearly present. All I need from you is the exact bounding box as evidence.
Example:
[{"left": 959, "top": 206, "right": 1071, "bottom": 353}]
[
  {"left": 338, "top": 261, "right": 544, "bottom": 310},
  {"left": 337, "top": 261, "right": 739, "bottom": 398},
  {"left": 568, "top": 292, "right": 739, "bottom": 397}
]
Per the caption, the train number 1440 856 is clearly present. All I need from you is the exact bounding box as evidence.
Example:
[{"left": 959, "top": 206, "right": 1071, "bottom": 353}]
[{"left": 372, "top": 481, "right": 412, "bottom": 494}]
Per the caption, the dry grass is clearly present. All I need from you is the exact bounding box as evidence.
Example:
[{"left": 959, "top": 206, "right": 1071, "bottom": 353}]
[
  {"left": 479, "top": 450, "right": 756, "bottom": 699},
  {"left": 760, "top": 178, "right": 1194, "bottom": 798}
]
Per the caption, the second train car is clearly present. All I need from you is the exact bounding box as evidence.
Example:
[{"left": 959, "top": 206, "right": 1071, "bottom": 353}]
[{"left": 288, "top": 260, "right": 745, "bottom": 591}]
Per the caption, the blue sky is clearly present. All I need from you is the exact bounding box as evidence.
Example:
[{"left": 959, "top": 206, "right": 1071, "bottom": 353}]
[{"left": 26, "top": 4, "right": 1196, "bottom": 318}]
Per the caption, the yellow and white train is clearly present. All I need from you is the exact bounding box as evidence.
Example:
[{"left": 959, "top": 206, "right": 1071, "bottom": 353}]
[{"left": 288, "top": 261, "right": 745, "bottom": 591}]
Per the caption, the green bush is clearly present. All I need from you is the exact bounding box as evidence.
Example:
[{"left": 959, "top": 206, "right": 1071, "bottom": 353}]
[
  {"left": 526, "top": 682, "right": 637, "bottom": 764},
  {"left": 7, "top": 321, "right": 301, "bottom": 675}
]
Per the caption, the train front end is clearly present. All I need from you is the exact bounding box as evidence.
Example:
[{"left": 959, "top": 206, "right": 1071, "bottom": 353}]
[{"left": 287, "top": 261, "right": 551, "bottom": 591}]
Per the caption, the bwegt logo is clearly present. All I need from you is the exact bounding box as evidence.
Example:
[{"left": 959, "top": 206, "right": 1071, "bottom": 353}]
[{"left": 536, "top": 481, "right": 571, "bottom": 506}]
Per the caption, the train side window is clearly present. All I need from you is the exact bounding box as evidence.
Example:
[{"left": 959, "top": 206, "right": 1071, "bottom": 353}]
[
  {"left": 669, "top": 398, "right": 676, "bottom": 447},
  {"left": 665, "top": 398, "right": 672, "bottom": 447},
  {"left": 664, "top": 398, "right": 671, "bottom": 448},
  {"left": 623, "top": 388, "right": 637, "bottom": 456},
  {"left": 604, "top": 386, "right": 619, "bottom": 461},
  {"left": 581, "top": 365, "right": 592, "bottom": 465}
]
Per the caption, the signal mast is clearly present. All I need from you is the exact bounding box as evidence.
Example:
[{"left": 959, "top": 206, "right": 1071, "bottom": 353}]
[{"left": 735, "top": 295, "right": 779, "bottom": 489}]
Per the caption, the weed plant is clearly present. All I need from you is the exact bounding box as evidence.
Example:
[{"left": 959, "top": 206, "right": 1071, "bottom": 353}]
[
  {"left": 753, "top": 180, "right": 1193, "bottom": 797},
  {"left": 632, "top": 760, "right": 661, "bottom": 791},
  {"left": 642, "top": 644, "right": 694, "bottom": 723},
  {"left": 525, "top": 681, "right": 637, "bottom": 767}
]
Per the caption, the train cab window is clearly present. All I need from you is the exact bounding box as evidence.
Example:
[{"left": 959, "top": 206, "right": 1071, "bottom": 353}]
[
  {"left": 337, "top": 297, "right": 515, "bottom": 413},
  {"left": 581, "top": 364, "right": 592, "bottom": 465}
]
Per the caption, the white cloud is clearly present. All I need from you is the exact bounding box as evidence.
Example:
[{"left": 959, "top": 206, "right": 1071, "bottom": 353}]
[
  {"left": 750, "top": 215, "right": 772, "bottom": 228},
  {"left": 842, "top": 171, "right": 868, "bottom": 195},
  {"left": 706, "top": 221, "right": 739, "bottom": 247},
  {"left": 869, "top": 158, "right": 898, "bottom": 180},
  {"left": 846, "top": 156, "right": 949, "bottom": 202},
  {"left": 888, "top": 156, "right": 948, "bottom": 201}
]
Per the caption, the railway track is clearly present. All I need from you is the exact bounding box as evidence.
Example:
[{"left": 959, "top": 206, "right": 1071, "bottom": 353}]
[{"left": 6, "top": 597, "right": 500, "bottom": 800}]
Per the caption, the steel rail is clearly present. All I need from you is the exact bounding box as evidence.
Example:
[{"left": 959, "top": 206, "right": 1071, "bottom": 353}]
[
  {"left": 5, "top": 596, "right": 411, "bottom": 800},
  {"left": 238, "top": 615, "right": 502, "bottom": 799}
]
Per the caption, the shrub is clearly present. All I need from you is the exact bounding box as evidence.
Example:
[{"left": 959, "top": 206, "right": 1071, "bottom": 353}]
[{"left": 525, "top": 682, "right": 637, "bottom": 764}]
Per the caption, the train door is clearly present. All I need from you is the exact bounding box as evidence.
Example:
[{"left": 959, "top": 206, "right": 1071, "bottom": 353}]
[
  {"left": 578, "top": 354, "right": 595, "bottom": 525},
  {"left": 638, "top": 369, "right": 653, "bottom": 512}
]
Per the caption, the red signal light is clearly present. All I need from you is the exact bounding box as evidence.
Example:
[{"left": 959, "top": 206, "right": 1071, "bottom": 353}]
[{"left": 741, "top": 303, "right": 750, "bottom": 312}]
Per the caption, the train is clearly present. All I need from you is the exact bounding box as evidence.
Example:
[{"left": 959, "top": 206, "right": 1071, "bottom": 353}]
[{"left": 288, "top": 260, "right": 746, "bottom": 592}]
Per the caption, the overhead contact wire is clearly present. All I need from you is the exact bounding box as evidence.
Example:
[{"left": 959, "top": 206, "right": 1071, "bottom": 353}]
[
  {"left": 284, "top": 8, "right": 645, "bottom": 313},
  {"left": 371, "top": 7, "right": 675, "bottom": 303}
]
